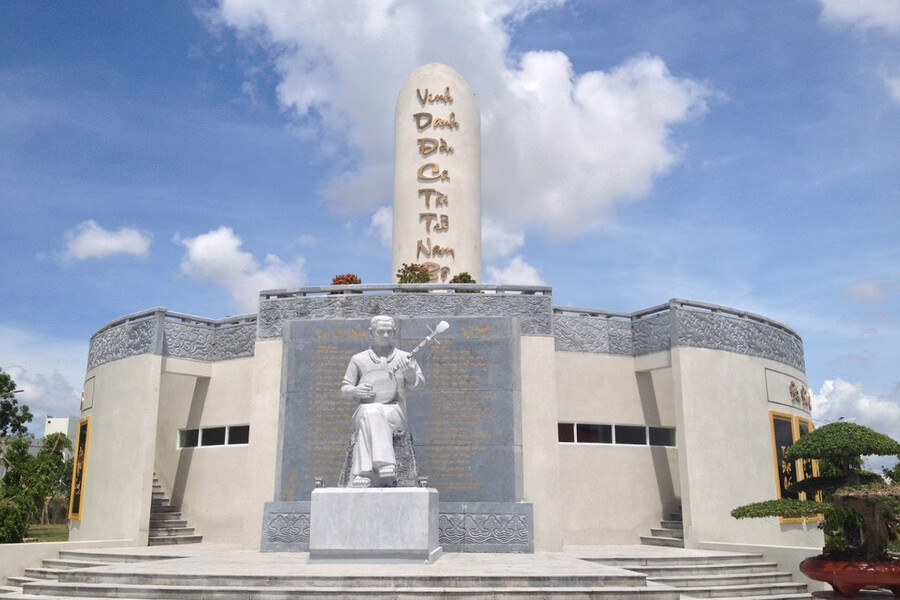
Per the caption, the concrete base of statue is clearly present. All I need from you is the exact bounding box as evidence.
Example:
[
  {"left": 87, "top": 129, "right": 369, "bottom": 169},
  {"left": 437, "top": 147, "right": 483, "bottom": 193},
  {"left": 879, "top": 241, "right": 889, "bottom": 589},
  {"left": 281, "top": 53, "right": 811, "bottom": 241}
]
[{"left": 308, "top": 487, "right": 443, "bottom": 564}]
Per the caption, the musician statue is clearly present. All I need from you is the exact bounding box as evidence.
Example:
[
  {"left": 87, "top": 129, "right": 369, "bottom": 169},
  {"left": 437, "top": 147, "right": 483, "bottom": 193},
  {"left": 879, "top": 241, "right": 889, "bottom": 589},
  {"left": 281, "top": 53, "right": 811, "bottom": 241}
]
[{"left": 340, "top": 315, "right": 447, "bottom": 488}]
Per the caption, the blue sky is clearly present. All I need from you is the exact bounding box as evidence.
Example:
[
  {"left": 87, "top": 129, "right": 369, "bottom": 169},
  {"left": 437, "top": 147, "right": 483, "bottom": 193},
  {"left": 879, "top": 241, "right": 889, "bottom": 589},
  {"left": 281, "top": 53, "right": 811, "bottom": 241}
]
[{"left": 1, "top": 0, "right": 898, "bottom": 440}]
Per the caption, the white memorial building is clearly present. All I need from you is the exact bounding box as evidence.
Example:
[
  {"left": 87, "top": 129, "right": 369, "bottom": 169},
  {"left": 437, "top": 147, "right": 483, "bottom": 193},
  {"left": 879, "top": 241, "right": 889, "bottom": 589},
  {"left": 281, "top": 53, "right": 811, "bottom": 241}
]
[{"left": 69, "top": 65, "right": 821, "bottom": 564}]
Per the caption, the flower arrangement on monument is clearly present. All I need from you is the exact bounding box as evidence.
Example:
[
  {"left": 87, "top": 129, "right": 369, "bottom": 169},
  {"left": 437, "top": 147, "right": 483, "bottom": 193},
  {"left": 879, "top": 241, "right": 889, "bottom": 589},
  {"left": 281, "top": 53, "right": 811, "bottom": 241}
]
[
  {"left": 331, "top": 273, "right": 362, "bottom": 286},
  {"left": 396, "top": 263, "right": 430, "bottom": 284}
]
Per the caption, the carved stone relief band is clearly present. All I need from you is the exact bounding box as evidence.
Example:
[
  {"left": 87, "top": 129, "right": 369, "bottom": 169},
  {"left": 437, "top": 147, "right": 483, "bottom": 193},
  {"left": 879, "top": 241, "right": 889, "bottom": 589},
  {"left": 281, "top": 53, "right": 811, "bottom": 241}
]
[
  {"left": 88, "top": 291, "right": 803, "bottom": 373},
  {"left": 260, "top": 500, "right": 533, "bottom": 553},
  {"left": 554, "top": 298, "right": 805, "bottom": 372},
  {"left": 87, "top": 308, "right": 257, "bottom": 372}
]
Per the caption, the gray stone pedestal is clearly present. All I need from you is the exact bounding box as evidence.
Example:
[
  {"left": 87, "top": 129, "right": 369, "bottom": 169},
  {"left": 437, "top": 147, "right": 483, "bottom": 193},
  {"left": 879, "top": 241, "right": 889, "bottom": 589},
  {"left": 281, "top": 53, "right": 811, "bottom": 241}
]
[{"left": 308, "top": 487, "right": 443, "bottom": 564}]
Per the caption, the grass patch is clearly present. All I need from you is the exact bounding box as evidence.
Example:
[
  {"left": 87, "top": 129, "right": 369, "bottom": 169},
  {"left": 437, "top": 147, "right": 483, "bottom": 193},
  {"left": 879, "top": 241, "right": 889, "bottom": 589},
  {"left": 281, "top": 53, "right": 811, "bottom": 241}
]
[{"left": 28, "top": 523, "right": 69, "bottom": 542}]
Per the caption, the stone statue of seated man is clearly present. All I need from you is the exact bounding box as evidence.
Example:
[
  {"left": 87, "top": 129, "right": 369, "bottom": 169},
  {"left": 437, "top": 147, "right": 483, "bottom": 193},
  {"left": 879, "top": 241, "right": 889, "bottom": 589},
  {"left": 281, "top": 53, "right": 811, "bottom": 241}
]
[{"left": 340, "top": 315, "right": 424, "bottom": 488}]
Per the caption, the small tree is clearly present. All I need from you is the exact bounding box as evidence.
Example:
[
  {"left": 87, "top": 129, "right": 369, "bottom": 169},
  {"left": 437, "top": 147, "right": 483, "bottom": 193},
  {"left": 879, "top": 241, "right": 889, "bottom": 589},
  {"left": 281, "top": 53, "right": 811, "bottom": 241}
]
[
  {"left": 396, "top": 263, "right": 430, "bottom": 284},
  {"left": 0, "top": 369, "right": 32, "bottom": 437},
  {"left": 732, "top": 422, "right": 900, "bottom": 562},
  {"left": 31, "top": 433, "right": 73, "bottom": 525}
]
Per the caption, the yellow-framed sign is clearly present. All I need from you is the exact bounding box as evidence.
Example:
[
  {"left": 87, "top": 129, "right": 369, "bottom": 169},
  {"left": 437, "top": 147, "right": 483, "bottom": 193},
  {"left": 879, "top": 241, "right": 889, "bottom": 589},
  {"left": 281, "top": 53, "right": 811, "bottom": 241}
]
[{"left": 68, "top": 416, "right": 92, "bottom": 521}]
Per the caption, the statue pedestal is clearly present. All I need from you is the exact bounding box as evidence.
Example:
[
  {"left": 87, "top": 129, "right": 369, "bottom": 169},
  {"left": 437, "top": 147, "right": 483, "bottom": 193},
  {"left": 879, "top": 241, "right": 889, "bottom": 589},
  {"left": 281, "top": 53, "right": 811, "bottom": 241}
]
[{"left": 308, "top": 487, "right": 442, "bottom": 564}]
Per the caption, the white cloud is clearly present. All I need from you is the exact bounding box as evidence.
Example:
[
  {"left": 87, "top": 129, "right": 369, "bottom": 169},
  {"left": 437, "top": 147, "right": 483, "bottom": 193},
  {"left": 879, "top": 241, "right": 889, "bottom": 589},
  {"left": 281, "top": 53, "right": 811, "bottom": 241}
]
[
  {"left": 0, "top": 325, "right": 87, "bottom": 437},
  {"left": 177, "top": 226, "right": 305, "bottom": 313},
  {"left": 844, "top": 277, "right": 899, "bottom": 302},
  {"left": 485, "top": 255, "right": 545, "bottom": 285},
  {"left": 62, "top": 220, "right": 152, "bottom": 263},
  {"left": 367, "top": 206, "right": 393, "bottom": 248},
  {"left": 482, "top": 218, "right": 525, "bottom": 260},
  {"left": 885, "top": 75, "right": 900, "bottom": 105},
  {"left": 813, "top": 379, "right": 900, "bottom": 440},
  {"left": 820, "top": 0, "right": 900, "bottom": 33},
  {"left": 204, "top": 1, "right": 709, "bottom": 238}
]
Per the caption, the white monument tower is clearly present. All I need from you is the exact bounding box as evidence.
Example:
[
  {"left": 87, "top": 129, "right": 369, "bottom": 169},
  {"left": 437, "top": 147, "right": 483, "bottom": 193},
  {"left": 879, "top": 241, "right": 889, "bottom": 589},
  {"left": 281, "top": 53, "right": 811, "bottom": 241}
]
[{"left": 392, "top": 63, "right": 482, "bottom": 283}]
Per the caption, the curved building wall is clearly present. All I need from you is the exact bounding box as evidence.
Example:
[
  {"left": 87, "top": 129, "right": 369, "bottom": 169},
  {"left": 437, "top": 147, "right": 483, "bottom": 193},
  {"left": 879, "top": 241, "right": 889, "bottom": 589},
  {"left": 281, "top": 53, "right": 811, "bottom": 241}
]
[{"left": 77, "top": 288, "right": 817, "bottom": 556}]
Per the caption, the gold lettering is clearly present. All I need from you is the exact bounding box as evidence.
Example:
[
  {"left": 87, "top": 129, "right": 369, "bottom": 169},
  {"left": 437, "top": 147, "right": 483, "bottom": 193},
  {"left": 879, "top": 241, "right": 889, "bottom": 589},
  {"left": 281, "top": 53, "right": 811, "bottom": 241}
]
[
  {"left": 417, "top": 163, "right": 450, "bottom": 182},
  {"left": 432, "top": 113, "right": 459, "bottom": 130},
  {"left": 422, "top": 262, "right": 451, "bottom": 282},
  {"left": 418, "top": 189, "right": 448, "bottom": 209},
  {"left": 418, "top": 138, "right": 438, "bottom": 157},
  {"left": 420, "top": 212, "right": 437, "bottom": 234},
  {"left": 416, "top": 237, "right": 456, "bottom": 261},
  {"left": 439, "top": 138, "right": 453, "bottom": 154},
  {"left": 413, "top": 112, "right": 432, "bottom": 131},
  {"left": 434, "top": 214, "right": 449, "bottom": 232},
  {"left": 416, "top": 86, "right": 454, "bottom": 107}
]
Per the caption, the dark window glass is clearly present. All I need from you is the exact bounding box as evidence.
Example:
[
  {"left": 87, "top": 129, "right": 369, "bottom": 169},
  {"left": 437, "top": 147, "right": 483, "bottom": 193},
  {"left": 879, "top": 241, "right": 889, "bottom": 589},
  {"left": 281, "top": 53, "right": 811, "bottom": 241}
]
[
  {"left": 615, "top": 425, "right": 647, "bottom": 445},
  {"left": 773, "top": 416, "right": 798, "bottom": 499},
  {"left": 648, "top": 427, "right": 676, "bottom": 447},
  {"left": 228, "top": 425, "right": 250, "bottom": 445},
  {"left": 558, "top": 423, "right": 575, "bottom": 443},
  {"left": 201, "top": 427, "right": 226, "bottom": 446},
  {"left": 577, "top": 423, "right": 612, "bottom": 444},
  {"left": 179, "top": 429, "right": 199, "bottom": 448}
]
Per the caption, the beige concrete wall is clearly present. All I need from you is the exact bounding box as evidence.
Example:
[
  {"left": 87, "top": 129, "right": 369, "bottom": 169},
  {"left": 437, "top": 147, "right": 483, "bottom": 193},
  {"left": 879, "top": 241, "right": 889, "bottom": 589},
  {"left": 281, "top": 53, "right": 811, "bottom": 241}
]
[
  {"left": 519, "top": 336, "right": 562, "bottom": 551},
  {"left": 672, "top": 346, "right": 823, "bottom": 550},
  {"left": 555, "top": 351, "right": 680, "bottom": 544},
  {"left": 241, "top": 339, "right": 284, "bottom": 549},
  {"left": 69, "top": 355, "right": 163, "bottom": 544},
  {"left": 153, "top": 357, "right": 253, "bottom": 544}
]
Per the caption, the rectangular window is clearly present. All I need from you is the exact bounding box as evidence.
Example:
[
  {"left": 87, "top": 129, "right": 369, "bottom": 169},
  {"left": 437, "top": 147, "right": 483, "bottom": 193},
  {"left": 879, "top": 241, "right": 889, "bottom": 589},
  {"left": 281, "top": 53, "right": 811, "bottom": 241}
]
[
  {"left": 201, "top": 426, "right": 226, "bottom": 446},
  {"left": 615, "top": 425, "right": 647, "bottom": 445},
  {"left": 558, "top": 422, "right": 575, "bottom": 443},
  {"left": 577, "top": 423, "right": 612, "bottom": 444},
  {"left": 771, "top": 414, "right": 798, "bottom": 500},
  {"left": 179, "top": 429, "right": 199, "bottom": 448},
  {"left": 228, "top": 425, "right": 250, "bottom": 445},
  {"left": 649, "top": 427, "right": 676, "bottom": 447}
]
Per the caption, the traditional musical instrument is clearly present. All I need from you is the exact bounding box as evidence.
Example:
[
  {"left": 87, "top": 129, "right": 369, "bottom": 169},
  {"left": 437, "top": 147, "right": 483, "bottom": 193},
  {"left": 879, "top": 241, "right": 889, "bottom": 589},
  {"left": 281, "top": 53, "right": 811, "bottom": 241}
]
[{"left": 359, "top": 321, "right": 449, "bottom": 403}]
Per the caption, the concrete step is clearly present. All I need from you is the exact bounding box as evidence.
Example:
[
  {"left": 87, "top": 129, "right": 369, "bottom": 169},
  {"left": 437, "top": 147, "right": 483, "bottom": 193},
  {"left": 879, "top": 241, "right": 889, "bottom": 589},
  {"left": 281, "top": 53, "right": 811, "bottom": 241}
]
[
  {"left": 149, "top": 498, "right": 170, "bottom": 507},
  {"left": 677, "top": 582, "right": 807, "bottom": 598},
  {"left": 149, "top": 519, "right": 187, "bottom": 528},
  {"left": 22, "top": 568, "right": 66, "bottom": 581},
  {"left": 650, "top": 528, "right": 684, "bottom": 539},
  {"left": 626, "top": 561, "right": 780, "bottom": 577},
  {"left": 147, "top": 534, "right": 204, "bottom": 545},
  {"left": 651, "top": 571, "right": 793, "bottom": 587},
  {"left": 56, "top": 551, "right": 183, "bottom": 563},
  {"left": 39, "top": 560, "right": 109, "bottom": 570},
  {"left": 660, "top": 520, "right": 683, "bottom": 529},
  {"left": 21, "top": 581, "right": 681, "bottom": 599},
  {"left": 590, "top": 553, "right": 765, "bottom": 567},
  {"left": 148, "top": 526, "right": 196, "bottom": 537},
  {"left": 148, "top": 505, "right": 180, "bottom": 514},
  {"left": 705, "top": 594, "right": 811, "bottom": 600},
  {"left": 639, "top": 535, "right": 684, "bottom": 548},
  {"left": 3, "top": 579, "right": 36, "bottom": 588}
]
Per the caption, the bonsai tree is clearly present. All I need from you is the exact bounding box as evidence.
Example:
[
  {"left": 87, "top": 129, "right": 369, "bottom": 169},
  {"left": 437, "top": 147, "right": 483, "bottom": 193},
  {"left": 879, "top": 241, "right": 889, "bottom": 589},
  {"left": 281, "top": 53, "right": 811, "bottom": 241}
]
[
  {"left": 331, "top": 273, "right": 361, "bottom": 286},
  {"left": 732, "top": 422, "right": 900, "bottom": 562},
  {"left": 396, "top": 263, "right": 430, "bottom": 284}
]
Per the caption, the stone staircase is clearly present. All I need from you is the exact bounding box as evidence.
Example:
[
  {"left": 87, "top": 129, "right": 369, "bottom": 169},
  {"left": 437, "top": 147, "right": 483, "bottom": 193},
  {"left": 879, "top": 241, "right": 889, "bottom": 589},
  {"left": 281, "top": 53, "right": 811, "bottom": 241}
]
[
  {"left": 641, "top": 507, "right": 685, "bottom": 548},
  {"left": 1, "top": 549, "right": 682, "bottom": 600},
  {"left": 2, "top": 549, "right": 177, "bottom": 594},
  {"left": 149, "top": 476, "right": 202, "bottom": 546},
  {"left": 588, "top": 552, "right": 812, "bottom": 600}
]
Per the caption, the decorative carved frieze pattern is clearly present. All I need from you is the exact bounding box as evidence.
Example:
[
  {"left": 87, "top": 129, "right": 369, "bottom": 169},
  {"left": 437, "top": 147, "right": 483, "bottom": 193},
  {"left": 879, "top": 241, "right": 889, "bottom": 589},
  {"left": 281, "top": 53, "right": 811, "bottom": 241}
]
[
  {"left": 675, "top": 309, "right": 805, "bottom": 371},
  {"left": 212, "top": 323, "right": 257, "bottom": 361},
  {"left": 263, "top": 511, "right": 311, "bottom": 544},
  {"left": 632, "top": 312, "right": 672, "bottom": 356},
  {"left": 437, "top": 503, "right": 534, "bottom": 552},
  {"left": 88, "top": 314, "right": 257, "bottom": 371},
  {"left": 552, "top": 307, "right": 804, "bottom": 371},
  {"left": 164, "top": 322, "right": 215, "bottom": 360},
  {"left": 554, "top": 315, "right": 610, "bottom": 353},
  {"left": 87, "top": 319, "right": 156, "bottom": 372},
  {"left": 258, "top": 294, "right": 553, "bottom": 340}
]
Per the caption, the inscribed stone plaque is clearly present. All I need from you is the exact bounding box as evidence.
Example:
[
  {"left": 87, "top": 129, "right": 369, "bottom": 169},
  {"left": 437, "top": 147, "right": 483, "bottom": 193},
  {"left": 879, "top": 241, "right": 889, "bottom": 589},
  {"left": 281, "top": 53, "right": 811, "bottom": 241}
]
[{"left": 277, "top": 316, "right": 521, "bottom": 503}]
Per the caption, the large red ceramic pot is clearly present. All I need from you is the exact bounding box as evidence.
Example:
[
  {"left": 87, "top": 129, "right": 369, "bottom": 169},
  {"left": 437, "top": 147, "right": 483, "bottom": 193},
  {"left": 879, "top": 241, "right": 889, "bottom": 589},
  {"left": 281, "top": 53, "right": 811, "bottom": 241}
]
[{"left": 800, "top": 557, "right": 900, "bottom": 597}]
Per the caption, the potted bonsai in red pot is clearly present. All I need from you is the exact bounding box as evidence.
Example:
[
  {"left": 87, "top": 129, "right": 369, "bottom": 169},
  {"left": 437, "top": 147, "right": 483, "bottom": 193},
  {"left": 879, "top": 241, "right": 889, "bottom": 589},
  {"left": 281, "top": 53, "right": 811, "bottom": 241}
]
[{"left": 732, "top": 422, "right": 900, "bottom": 596}]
